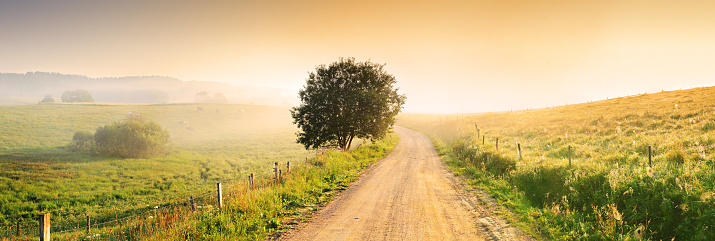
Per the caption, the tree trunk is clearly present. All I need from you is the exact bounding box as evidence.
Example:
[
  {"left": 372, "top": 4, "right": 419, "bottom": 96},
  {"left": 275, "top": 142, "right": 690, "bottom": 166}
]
[{"left": 346, "top": 135, "right": 354, "bottom": 151}]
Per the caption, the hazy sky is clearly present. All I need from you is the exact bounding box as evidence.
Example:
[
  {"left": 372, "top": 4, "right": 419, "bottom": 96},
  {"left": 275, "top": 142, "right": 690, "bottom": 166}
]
[{"left": 1, "top": 0, "right": 714, "bottom": 113}]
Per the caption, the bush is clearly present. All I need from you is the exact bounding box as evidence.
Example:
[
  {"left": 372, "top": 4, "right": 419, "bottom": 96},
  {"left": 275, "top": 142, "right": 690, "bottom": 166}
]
[
  {"left": 93, "top": 120, "right": 169, "bottom": 158},
  {"left": 481, "top": 153, "right": 516, "bottom": 177},
  {"left": 71, "top": 130, "right": 94, "bottom": 151},
  {"left": 510, "top": 166, "right": 569, "bottom": 207},
  {"left": 450, "top": 139, "right": 515, "bottom": 177}
]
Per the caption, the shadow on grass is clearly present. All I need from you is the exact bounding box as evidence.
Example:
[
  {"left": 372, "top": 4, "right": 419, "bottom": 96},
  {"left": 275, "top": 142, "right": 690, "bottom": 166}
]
[{"left": 0, "top": 146, "right": 110, "bottom": 164}]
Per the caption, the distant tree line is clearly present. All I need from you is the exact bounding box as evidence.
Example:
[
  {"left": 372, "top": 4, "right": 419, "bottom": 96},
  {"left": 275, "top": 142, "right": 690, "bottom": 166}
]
[
  {"left": 61, "top": 89, "right": 94, "bottom": 103},
  {"left": 194, "top": 91, "right": 228, "bottom": 103},
  {"left": 95, "top": 89, "right": 169, "bottom": 103}
]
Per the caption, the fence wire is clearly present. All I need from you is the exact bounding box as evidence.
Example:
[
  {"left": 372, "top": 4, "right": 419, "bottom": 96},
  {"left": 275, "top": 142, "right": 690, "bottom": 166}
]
[{"left": 1, "top": 161, "right": 292, "bottom": 240}]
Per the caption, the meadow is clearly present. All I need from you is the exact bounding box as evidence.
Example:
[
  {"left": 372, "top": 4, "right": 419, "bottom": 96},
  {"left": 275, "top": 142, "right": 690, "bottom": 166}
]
[
  {"left": 0, "top": 103, "right": 314, "bottom": 238},
  {"left": 399, "top": 87, "right": 715, "bottom": 240}
]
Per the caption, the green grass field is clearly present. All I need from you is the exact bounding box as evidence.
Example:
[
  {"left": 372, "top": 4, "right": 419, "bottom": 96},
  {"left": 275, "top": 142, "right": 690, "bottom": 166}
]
[
  {"left": 399, "top": 87, "right": 715, "bottom": 240},
  {"left": 0, "top": 103, "right": 313, "bottom": 237},
  {"left": 145, "top": 134, "right": 398, "bottom": 240}
]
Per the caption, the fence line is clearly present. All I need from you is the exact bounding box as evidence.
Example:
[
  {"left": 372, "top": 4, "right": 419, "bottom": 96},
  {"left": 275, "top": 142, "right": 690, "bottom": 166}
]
[
  {"left": 1, "top": 160, "right": 298, "bottom": 240},
  {"left": 466, "top": 122, "right": 715, "bottom": 170}
]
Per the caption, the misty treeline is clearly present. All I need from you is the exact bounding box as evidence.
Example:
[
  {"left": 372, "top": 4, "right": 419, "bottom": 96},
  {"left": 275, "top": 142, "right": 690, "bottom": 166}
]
[
  {"left": 0, "top": 72, "right": 297, "bottom": 105},
  {"left": 72, "top": 115, "right": 169, "bottom": 158},
  {"left": 194, "top": 91, "right": 228, "bottom": 103},
  {"left": 61, "top": 89, "right": 94, "bottom": 103},
  {"left": 39, "top": 89, "right": 95, "bottom": 103}
]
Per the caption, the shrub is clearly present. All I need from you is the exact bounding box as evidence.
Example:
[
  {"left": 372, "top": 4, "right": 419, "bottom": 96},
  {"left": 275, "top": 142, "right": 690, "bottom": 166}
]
[
  {"left": 510, "top": 166, "right": 569, "bottom": 207},
  {"left": 481, "top": 152, "right": 516, "bottom": 177},
  {"left": 567, "top": 171, "right": 611, "bottom": 210},
  {"left": 93, "top": 120, "right": 169, "bottom": 158},
  {"left": 450, "top": 139, "right": 515, "bottom": 177},
  {"left": 71, "top": 130, "right": 94, "bottom": 151}
]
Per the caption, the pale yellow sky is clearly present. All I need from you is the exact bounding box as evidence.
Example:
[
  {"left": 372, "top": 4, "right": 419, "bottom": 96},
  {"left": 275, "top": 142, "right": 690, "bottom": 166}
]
[{"left": 1, "top": 0, "right": 714, "bottom": 113}]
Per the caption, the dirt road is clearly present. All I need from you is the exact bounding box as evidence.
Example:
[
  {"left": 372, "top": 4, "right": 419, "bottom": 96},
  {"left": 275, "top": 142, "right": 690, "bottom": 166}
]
[{"left": 280, "top": 126, "right": 527, "bottom": 241}]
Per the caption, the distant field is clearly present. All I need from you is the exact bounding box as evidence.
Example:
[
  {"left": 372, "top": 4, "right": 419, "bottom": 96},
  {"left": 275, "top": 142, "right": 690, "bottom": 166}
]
[
  {"left": 399, "top": 87, "right": 715, "bottom": 240},
  {"left": 0, "top": 96, "right": 40, "bottom": 106},
  {"left": 0, "top": 103, "right": 311, "bottom": 234}
]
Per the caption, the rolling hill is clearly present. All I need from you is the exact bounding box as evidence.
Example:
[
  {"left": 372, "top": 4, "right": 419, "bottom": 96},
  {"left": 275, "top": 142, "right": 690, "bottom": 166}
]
[{"left": 399, "top": 86, "right": 715, "bottom": 240}]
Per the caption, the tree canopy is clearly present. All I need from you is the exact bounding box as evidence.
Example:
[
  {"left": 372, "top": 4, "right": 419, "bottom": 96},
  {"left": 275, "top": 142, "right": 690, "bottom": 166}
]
[
  {"left": 291, "top": 57, "right": 406, "bottom": 151},
  {"left": 39, "top": 94, "right": 55, "bottom": 103},
  {"left": 194, "top": 91, "right": 212, "bottom": 103},
  {"left": 194, "top": 91, "right": 227, "bottom": 103},
  {"left": 213, "top": 92, "right": 228, "bottom": 103},
  {"left": 61, "top": 89, "right": 94, "bottom": 103}
]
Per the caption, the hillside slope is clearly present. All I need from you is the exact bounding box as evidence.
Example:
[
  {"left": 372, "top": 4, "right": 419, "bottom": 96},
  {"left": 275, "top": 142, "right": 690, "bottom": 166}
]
[{"left": 399, "top": 87, "right": 715, "bottom": 240}]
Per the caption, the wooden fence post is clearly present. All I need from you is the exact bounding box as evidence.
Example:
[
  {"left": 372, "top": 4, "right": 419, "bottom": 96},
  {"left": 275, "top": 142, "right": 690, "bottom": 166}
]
[
  {"left": 217, "top": 182, "right": 223, "bottom": 211},
  {"left": 518, "top": 143, "right": 522, "bottom": 159},
  {"left": 568, "top": 146, "right": 572, "bottom": 168},
  {"left": 190, "top": 196, "right": 196, "bottom": 212},
  {"left": 496, "top": 138, "right": 499, "bottom": 153},
  {"left": 86, "top": 215, "right": 90, "bottom": 234},
  {"left": 482, "top": 135, "right": 485, "bottom": 145},
  {"left": 248, "top": 173, "right": 253, "bottom": 190},
  {"left": 39, "top": 213, "right": 50, "bottom": 241},
  {"left": 274, "top": 162, "right": 278, "bottom": 183},
  {"left": 474, "top": 123, "right": 478, "bottom": 134},
  {"left": 287, "top": 162, "right": 290, "bottom": 175},
  {"left": 648, "top": 145, "right": 652, "bottom": 167}
]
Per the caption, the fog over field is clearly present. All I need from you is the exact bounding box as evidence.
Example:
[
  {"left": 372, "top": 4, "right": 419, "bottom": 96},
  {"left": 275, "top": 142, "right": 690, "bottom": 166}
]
[
  {"left": 2, "top": 1, "right": 715, "bottom": 240},
  {"left": 1, "top": 0, "right": 714, "bottom": 113},
  {"left": 0, "top": 72, "right": 298, "bottom": 106}
]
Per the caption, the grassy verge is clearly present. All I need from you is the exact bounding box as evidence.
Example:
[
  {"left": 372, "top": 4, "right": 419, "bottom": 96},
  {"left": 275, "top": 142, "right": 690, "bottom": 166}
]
[
  {"left": 4, "top": 133, "right": 396, "bottom": 240},
  {"left": 400, "top": 87, "right": 715, "bottom": 240},
  {"left": 141, "top": 133, "right": 398, "bottom": 240},
  {"left": 0, "top": 103, "right": 311, "bottom": 238}
]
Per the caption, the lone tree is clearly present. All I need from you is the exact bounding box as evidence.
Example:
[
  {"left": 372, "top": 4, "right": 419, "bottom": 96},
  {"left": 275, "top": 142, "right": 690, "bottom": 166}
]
[{"left": 291, "top": 57, "right": 406, "bottom": 151}]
